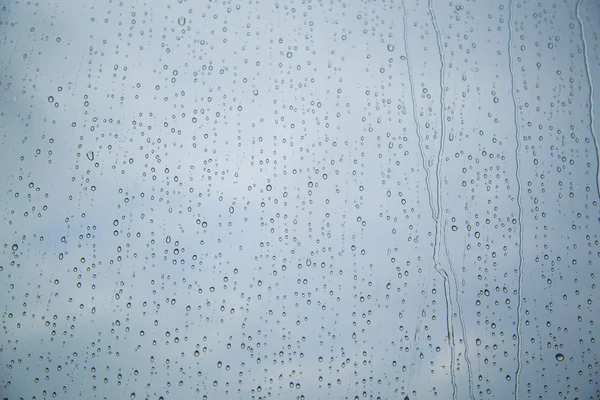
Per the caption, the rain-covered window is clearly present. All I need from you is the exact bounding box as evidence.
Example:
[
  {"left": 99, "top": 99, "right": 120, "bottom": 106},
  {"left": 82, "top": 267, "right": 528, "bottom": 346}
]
[{"left": 1, "top": 0, "right": 599, "bottom": 399}]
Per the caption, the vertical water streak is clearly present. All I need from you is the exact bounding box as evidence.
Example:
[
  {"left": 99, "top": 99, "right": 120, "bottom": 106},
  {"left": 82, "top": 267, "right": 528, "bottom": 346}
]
[
  {"left": 428, "top": 0, "right": 458, "bottom": 398},
  {"left": 444, "top": 221, "right": 475, "bottom": 400},
  {"left": 401, "top": 1, "right": 431, "bottom": 394},
  {"left": 402, "top": 1, "right": 437, "bottom": 222},
  {"left": 428, "top": 0, "right": 446, "bottom": 229},
  {"left": 576, "top": 0, "right": 600, "bottom": 199},
  {"left": 508, "top": 0, "right": 524, "bottom": 398},
  {"left": 441, "top": 270, "right": 457, "bottom": 398}
]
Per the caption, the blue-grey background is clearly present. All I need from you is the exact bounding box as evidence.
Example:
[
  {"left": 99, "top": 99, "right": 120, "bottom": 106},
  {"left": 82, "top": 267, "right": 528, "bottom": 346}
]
[{"left": 1, "top": 0, "right": 599, "bottom": 399}]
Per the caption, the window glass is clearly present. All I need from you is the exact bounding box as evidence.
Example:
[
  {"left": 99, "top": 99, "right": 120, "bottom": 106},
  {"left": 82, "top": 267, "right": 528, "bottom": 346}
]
[{"left": 1, "top": 1, "right": 599, "bottom": 398}]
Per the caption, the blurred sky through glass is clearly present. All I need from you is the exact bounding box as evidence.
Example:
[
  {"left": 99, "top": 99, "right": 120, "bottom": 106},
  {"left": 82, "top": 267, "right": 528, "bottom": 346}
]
[{"left": 1, "top": 0, "right": 599, "bottom": 399}]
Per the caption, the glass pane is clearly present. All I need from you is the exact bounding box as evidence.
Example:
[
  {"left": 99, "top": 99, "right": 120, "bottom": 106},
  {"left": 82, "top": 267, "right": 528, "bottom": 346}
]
[{"left": 1, "top": 0, "right": 599, "bottom": 398}]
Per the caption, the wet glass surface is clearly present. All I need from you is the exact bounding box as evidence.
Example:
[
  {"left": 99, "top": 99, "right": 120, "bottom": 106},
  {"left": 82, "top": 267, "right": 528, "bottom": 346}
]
[{"left": 1, "top": 0, "right": 599, "bottom": 398}]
